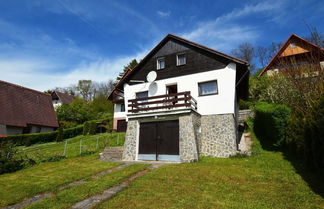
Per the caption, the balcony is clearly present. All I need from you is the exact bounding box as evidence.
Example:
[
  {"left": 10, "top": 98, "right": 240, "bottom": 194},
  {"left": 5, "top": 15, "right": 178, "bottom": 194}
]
[{"left": 128, "top": 91, "right": 197, "bottom": 114}]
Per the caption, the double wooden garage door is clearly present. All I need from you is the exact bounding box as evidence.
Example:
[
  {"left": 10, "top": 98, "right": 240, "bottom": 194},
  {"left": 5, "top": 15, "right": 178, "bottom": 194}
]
[{"left": 138, "top": 120, "right": 179, "bottom": 161}]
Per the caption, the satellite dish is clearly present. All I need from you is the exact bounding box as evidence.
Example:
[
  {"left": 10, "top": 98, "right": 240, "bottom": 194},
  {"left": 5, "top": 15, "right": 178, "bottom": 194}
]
[{"left": 146, "top": 71, "right": 157, "bottom": 83}]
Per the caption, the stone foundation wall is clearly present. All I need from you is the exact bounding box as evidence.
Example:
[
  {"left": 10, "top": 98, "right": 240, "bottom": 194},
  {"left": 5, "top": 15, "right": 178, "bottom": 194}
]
[
  {"left": 122, "top": 112, "right": 238, "bottom": 162},
  {"left": 122, "top": 120, "right": 138, "bottom": 161},
  {"left": 179, "top": 112, "right": 201, "bottom": 162},
  {"left": 200, "top": 114, "right": 237, "bottom": 157}
]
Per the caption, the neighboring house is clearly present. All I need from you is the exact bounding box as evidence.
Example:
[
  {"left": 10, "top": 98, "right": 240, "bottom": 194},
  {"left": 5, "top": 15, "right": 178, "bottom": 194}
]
[
  {"left": 51, "top": 91, "right": 75, "bottom": 108},
  {"left": 0, "top": 80, "right": 59, "bottom": 136},
  {"left": 259, "top": 34, "right": 324, "bottom": 76},
  {"left": 108, "top": 34, "right": 249, "bottom": 162}
]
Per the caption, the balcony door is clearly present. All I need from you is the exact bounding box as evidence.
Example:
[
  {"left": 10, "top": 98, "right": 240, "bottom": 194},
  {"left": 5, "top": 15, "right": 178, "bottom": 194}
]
[{"left": 166, "top": 84, "right": 178, "bottom": 106}]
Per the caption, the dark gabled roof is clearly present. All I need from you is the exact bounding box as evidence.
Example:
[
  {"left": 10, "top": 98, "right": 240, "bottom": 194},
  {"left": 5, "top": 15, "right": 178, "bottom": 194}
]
[
  {"left": 51, "top": 91, "right": 75, "bottom": 104},
  {"left": 259, "top": 34, "right": 324, "bottom": 76},
  {"left": 109, "top": 34, "right": 249, "bottom": 97},
  {"left": 0, "top": 80, "right": 59, "bottom": 128}
]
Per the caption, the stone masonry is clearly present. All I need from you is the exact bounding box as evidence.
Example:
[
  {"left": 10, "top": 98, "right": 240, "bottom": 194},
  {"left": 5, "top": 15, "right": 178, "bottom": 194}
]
[
  {"left": 179, "top": 112, "right": 201, "bottom": 162},
  {"left": 122, "top": 111, "right": 238, "bottom": 162},
  {"left": 122, "top": 120, "right": 138, "bottom": 161},
  {"left": 200, "top": 114, "right": 237, "bottom": 157}
]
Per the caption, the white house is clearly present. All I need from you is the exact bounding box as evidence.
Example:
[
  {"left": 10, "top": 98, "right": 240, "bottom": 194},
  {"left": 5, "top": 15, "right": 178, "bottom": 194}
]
[
  {"left": 108, "top": 34, "right": 249, "bottom": 162},
  {"left": 51, "top": 91, "right": 75, "bottom": 108}
]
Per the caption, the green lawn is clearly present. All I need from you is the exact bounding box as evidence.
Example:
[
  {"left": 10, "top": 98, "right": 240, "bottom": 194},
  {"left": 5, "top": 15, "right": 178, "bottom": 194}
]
[
  {"left": 17, "top": 132, "right": 125, "bottom": 162},
  {"left": 0, "top": 155, "right": 120, "bottom": 207},
  {"left": 26, "top": 164, "right": 149, "bottom": 209},
  {"left": 97, "top": 134, "right": 324, "bottom": 209}
]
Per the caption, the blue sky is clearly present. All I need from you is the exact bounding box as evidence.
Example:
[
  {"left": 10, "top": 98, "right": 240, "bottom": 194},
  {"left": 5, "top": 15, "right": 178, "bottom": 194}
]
[{"left": 0, "top": 0, "right": 323, "bottom": 91}]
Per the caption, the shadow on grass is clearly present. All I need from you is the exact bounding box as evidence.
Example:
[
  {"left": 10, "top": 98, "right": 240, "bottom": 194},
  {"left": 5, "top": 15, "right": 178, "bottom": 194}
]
[
  {"left": 256, "top": 132, "right": 324, "bottom": 198},
  {"left": 282, "top": 150, "right": 324, "bottom": 199}
]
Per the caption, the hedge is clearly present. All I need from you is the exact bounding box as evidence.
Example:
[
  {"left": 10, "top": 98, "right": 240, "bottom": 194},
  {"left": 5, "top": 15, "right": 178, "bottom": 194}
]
[
  {"left": 1, "top": 117, "right": 112, "bottom": 146},
  {"left": 286, "top": 97, "right": 324, "bottom": 174},
  {"left": 1, "top": 125, "right": 83, "bottom": 146},
  {"left": 254, "top": 102, "right": 291, "bottom": 147}
]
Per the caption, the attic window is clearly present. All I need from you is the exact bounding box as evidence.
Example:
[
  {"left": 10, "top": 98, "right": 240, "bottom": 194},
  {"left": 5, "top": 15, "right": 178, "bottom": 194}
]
[
  {"left": 177, "top": 54, "right": 186, "bottom": 66},
  {"left": 290, "top": 43, "right": 297, "bottom": 48},
  {"left": 157, "top": 58, "right": 165, "bottom": 70}
]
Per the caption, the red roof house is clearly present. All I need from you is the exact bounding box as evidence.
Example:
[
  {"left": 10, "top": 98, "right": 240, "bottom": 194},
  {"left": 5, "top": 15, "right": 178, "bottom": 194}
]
[{"left": 0, "top": 80, "right": 59, "bottom": 136}]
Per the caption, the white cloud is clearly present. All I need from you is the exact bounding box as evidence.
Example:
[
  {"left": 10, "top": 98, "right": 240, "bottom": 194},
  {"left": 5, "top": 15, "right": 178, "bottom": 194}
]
[
  {"left": 0, "top": 49, "right": 148, "bottom": 91},
  {"left": 182, "top": 1, "right": 283, "bottom": 52},
  {"left": 157, "top": 11, "right": 171, "bottom": 18}
]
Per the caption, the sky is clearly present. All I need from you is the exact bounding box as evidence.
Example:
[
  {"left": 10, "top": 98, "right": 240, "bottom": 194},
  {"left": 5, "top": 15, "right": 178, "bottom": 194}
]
[{"left": 0, "top": 0, "right": 323, "bottom": 91}]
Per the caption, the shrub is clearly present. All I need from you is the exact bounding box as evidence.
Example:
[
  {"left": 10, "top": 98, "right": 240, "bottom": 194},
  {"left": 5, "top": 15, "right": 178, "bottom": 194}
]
[
  {"left": 239, "top": 99, "right": 254, "bottom": 110},
  {"left": 286, "top": 97, "right": 324, "bottom": 174},
  {"left": 254, "top": 102, "right": 291, "bottom": 147},
  {"left": 56, "top": 127, "right": 63, "bottom": 142},
  {"left": 63, "top": 125, "right": 83, "bottom": 139},
  {"left": 0, "top": 141, "right": 25, "bottom": 174}
]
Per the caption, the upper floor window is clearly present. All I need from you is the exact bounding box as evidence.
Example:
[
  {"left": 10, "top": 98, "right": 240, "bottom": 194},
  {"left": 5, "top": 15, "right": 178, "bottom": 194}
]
[
  {"left": 157, "top": 58, "right": 165, "bottom": 70},
  {"left": 198, "top": 80, "right": 218, "bottom": 96},
  {"left": 177, "top": 53, "right": 186, "bottom": 66}
]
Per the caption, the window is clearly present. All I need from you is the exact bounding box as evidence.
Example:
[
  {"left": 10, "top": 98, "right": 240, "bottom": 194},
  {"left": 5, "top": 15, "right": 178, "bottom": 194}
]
[
  {"left": 157, "top": 58, "right": 165, "bottom": 70},
  {"left": 120, "top": 103, "right": 125, "bottom": 112},
  {"left": 136, "top": 91, "right": 149, "bottom": 106},
  {"left": 198, "top": 80, "right": 218, "bottom": 96},
  {"left": 290, "top": 43, "right": 297, "bottom": 48},
  {"left": 177, "top": 54, "right": 186, "bottom": 66},
  {"left": 136, "top": 91, "right": 148, "bottom": 99}
]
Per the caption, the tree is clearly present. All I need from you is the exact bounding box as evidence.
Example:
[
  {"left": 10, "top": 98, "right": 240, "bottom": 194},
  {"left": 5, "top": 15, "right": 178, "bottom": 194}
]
[
  {"left": 93, "top": 80, "right": 115, "bottom": 97},
  {"left": 56, "top": 98, "right": 95, "bottom": 126},
  {"left": 116, "top": 59, "right": 138, "bottom": 82},
  {"left": 90, "top": 93, "right": 114, "bottom": 118},
  {"left": 76, "top": 80, "right": 94, "bottom": 101},
  {"left": 255, "top": 42, "right": 281, "bottom": 69},
  {"left": 231, "top": 42, "right": 255, "bottom": 72},
  {"left": 305, "top": 24, "right": 324, "bottom": 48}
]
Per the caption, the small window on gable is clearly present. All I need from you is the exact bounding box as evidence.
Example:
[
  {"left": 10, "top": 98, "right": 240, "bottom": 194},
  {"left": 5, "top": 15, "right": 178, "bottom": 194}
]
[
  {"left": 198, "top": 80, "right": 218, "bottom": 96},
  {"left": 157, "top": 58, "right": 165, "bottom": 70},
  {"left": 290, "top": 43, "right": 297, "bottom": 48},
  {"left": 120, "top": 103, "right": 125, "bottom": 112},
  {"left": 177, "top": 54, "right": 186, "bottom": 66}
]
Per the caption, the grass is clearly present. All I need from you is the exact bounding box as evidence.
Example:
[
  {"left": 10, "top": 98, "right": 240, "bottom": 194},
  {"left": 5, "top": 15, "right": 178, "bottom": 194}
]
[
  {"left": 26, "top": 164, "right": 149, "bottom": 209},
  {"left": 17, "top": 132, "right": 125, "bottom": 162},
  {"left": 0, "top": 155, "right": 120, "bottom": 207},
  {"left": 96, "top": 133, "right": 324, "bottom": 209}
]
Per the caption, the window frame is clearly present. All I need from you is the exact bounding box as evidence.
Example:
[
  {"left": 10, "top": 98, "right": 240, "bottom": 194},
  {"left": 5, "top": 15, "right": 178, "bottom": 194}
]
[
  {"left": 156, "top": 57, "right": 165, "bottom": 70},
  {"left": 198, "top": 80, "right": 218, "bottom": 97},
  {"left": 120, "top": 103, "right": 125, "bottom": 112},
  {"left": 176, "top": 53, "right": 186, "bottom": 66}
]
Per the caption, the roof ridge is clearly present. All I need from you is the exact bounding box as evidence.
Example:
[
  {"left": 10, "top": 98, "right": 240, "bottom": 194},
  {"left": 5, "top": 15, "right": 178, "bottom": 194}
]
[
  {"left": 167, "top": 33, "right": 249, "bottom": 64},
  {"left": 0, "top": 80, "right": 50, "bottom": 97},
  {"left": 259, "top": 33, "right": 324, "bottom": 76}
]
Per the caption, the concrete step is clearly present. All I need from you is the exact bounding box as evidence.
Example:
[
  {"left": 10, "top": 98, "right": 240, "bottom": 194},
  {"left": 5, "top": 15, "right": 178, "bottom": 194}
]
[{"left": 100, "top": 146, "right": 124, "bottom": 161}]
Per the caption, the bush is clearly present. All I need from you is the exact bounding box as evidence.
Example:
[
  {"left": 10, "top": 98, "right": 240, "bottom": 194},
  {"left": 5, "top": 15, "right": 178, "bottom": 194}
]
[
  {"left": 2, "top": 118, "right": 111, "bottom": 146},
  {"left": 254, "top": 102, "right": 291, "bottom": 147},
  {"left": 63, "top": 125, "right": 83, "bottom": 139},
  {"left": 239, "top": 99, "right": 254, "bottom": 110},
  {"left": 286, "top": 97, "right": 324, "bottom": 174},
  {"left": 2, "top": 125, "right": 84, "bottom": 146},
  {"left": 56, "top": 127, "right": 63, "bottom": 142},
  {"left": 0, "top": 141, "right": 25, "bottom": 174},
  {"left": 83, "top": 117, "right": 112, "bottom": 135}
]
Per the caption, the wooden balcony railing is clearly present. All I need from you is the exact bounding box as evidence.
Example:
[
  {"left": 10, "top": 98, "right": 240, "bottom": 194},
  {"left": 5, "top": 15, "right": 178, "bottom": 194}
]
[{"left": 128, "top": 91, "right": 197, "bottom": 113}]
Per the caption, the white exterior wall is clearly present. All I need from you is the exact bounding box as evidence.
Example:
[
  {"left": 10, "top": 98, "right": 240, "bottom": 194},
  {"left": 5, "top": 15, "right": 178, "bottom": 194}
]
[
  {"left": 114, "top": 103, "right": 126, "bottom": 118},
  {"left": 123, "top": 63, "right": 237, "bottom": 118}
]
